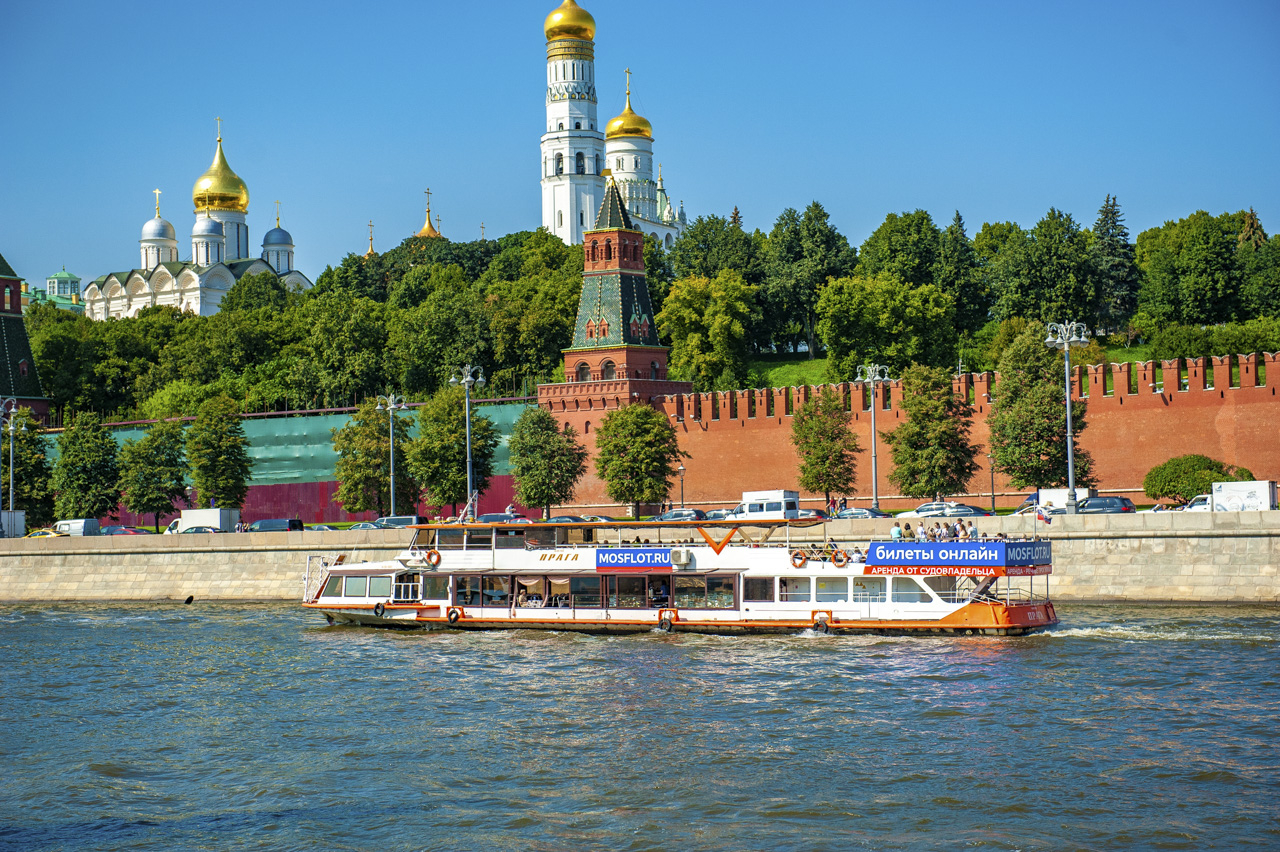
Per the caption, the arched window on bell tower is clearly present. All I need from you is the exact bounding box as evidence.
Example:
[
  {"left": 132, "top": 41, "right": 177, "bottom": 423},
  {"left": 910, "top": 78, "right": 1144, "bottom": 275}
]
[
  {"left": 602, "top": 360, "right": 616, "bottom": 380},
  {"left": 605, "top": 240, "right": 612, "bottom": 260},
  {"left": 555, "top": 153, "right": 564, "bottom": 175},
  {"left": 576, "top": 362, "right": 590, "bottom": 382},
  {"left": 576, "top": 152, "right": 585, "bottom": 174}
]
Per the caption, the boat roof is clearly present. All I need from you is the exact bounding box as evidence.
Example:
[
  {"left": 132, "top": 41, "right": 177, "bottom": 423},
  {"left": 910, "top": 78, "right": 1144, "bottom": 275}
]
[{"left": 407, "top": 519, "right": 825, "bottom": 531}]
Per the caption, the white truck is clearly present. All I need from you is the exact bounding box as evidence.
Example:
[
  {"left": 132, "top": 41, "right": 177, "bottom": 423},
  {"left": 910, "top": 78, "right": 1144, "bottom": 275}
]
[
  {"left": 0, "top": 510, "right": 25, "bottom": 538},
  {"left": 163, "top": 508, "right": 242, "bottom": 534},
  {"left": 1211, "top": 480, "right": 1278, "bottom": 512},
  {"left": 726, "top": 490, "right": 801, "bottom": 521},
  {"left": 1035, "top": 487, "right": 1094, "bottom": 509}
]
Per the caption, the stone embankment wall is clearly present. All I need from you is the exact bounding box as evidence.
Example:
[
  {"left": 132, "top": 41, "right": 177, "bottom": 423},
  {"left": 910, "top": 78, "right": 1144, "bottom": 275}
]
[{"left": 0, "top": 514, "right": 1277, "bottom": 603}]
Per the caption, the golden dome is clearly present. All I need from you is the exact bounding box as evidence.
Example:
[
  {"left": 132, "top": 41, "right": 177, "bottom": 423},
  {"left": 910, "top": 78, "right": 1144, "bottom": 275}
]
[
  {"left": 417, "top": 207, "right": 442, "bottom": 239},
  {"left": 191, "top": 137, "right": 249, "bottom": 213},
  {"left": 544, "top": 0, "right": 595, "bottom": 41},
  {"left": 606, "top": 92, "right": 653, "bottom": 140}
]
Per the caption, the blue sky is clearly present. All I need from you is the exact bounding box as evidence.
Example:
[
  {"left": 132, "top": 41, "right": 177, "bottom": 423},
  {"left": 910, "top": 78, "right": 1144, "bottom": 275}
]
[{"left": 2, "top": 0, "right": 1277, "bottom": 284}]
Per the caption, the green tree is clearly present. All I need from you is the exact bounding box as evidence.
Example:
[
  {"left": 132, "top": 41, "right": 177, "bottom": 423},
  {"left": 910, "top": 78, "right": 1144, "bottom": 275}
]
[
  {"left": 987, "top": 326, "right": 1095, "bottom": 490},
  {"left": 816, "top": 273, "right": 957, "bottom": 379},
  {"left": 0, "top": 407, "right": 55, "bottom": 528},
  {"left": 594, "top": 404, "right": 686, "bottom": 518},
  {"left": 218, "top": 270, "right": 288, "bottom": 313},
  {"left": 1090, "top": 195, "right": 1140, "bottom": 329},
  {"left": 406, "top": 386, "right": 499, "bottom": 514},
  {"left": 332, "top": 401, "right": 419, "bottom": 517},
  {"left": 992, "top": 208, "right": 1095, "bottom": 324},
  {"left": 186, "top": 395, "right": 253, "bottom": 509},
  {"left": 763, "top": 202, "right": 856, "bottom": 355},
  {"left": 856, "top": 210, "right": 941, "bottom": 287},
  {"left": 52, "top": 412, "right": 120, "bottom": 520},
  {"left": 1143, "top": 454, "right": 1254, "bottom": 506},
  {"left": 935, "top": 211, "right": 988, "bottom": 334},
  {"left": 508, "top": 407, "right": 588, "bottom": 519},
  {"left": 668, "top": 214, "right": 766, "bottom": 287},
  {"left": 643, "top": 234, "right": 675, "bottom": 318},
  {"left": 117, "top": 420, "right": 190, "bottom": 531},
  {"left": 882, "top": 365, "right": 979, "bottom": 499},
  {"left": 790, "top": 388, "right": 860, "bottom": 506},
  {"left": 657, "top": 270, "right": 756, "bottom": 391}
]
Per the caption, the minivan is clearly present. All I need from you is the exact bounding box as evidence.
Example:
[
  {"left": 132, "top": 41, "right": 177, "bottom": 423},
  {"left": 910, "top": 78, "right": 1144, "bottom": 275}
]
[
  {"left": 375, "top": 515, "right": 429, "bottom": 527},
  {"left": 246, "top": 518, "right": 304, "bottom": 532},
  {"left": 53, "top": 519, "right": 101, "bottom": 536}
]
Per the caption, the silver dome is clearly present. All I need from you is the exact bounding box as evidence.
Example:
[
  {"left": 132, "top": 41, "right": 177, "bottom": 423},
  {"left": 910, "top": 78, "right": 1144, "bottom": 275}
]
[
  {"left": 262, "top": 226, "right": 293, "bottom": 246},
  {"left": 141, "top": 216, "right": 176, "bottom": 241},
  {"left": 192, "top": 216, "right": 224, "bottom": 237}
]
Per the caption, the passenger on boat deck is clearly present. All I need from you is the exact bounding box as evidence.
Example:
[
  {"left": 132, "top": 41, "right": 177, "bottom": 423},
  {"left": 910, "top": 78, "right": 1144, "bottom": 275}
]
[
  {"left": 890, "top": 522, "right": 902, "bottom": 541},
  {"left": 505, "top": 503, "right": 514, "bottom": 514},
  {"left": 851, "top": 547, "right": 865, "bottom": 563},
  {"left": 916, "top": 524, "right": 928, "bottom": 542},
  {"left": 902, "top": 522, "right": 914, "bottom": 540}
]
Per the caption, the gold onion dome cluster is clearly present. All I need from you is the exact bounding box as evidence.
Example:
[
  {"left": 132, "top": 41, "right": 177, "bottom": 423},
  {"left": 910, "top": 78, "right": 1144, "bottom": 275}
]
[
  {"left": 606, "top": 93, "right": 653, "bottom": 140},
  {"left": 544, "top": 0, "right": 595, "bottom": 41},
  {"left": 191, "top": 138, "right": 249, "bottom": 213}
]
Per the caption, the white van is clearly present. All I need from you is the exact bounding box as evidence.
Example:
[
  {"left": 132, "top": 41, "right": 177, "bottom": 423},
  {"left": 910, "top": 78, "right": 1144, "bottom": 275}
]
[
  {"left": 53, "top": 519, "right": 101, "bottom": 536},
  {"left": 726, "top": 490, "right": 801, "bottom": 521}
]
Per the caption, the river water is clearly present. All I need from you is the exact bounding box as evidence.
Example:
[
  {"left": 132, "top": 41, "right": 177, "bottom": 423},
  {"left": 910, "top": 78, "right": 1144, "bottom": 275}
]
[{"left": 0, "top": 603, "right": 1276, "bottom": 851}]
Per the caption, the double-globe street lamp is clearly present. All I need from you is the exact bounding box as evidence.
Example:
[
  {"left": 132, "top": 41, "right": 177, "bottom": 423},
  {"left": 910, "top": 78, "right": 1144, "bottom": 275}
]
[
  {"left": 374, "top": 393, "right": 408, "bottom": 516},
  {"left": 449, "top": 365, "right": 485, "bottom": 514},
  {"left": 855, "top": 363, "right": 894, "bottom": 511},
  {"left": 1045, "top": 321, "right": 1089, "bottom": 515},
  {"left": 1, "top": 397, "right": 24, "bottom": 513}
]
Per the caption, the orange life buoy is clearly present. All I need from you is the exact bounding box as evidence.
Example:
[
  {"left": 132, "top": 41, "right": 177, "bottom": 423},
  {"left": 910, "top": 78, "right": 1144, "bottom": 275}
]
[
  {"left": 790, "top": 549, "right": 808, "bottom": 568},
  {"left": 831, "top": 549, "right": 849, "bottom": 568},
  {"left": 425, "top": 549, "right": 441, "bottom": 567}
]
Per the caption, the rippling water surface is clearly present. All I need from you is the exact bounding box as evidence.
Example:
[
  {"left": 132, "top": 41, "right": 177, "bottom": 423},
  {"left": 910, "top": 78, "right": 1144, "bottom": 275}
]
[{"left": 0, "top": 603, "right": 1277, "bottom": 851}]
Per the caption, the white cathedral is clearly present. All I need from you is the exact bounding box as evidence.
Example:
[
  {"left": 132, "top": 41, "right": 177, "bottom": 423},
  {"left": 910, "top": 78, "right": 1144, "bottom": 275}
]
[
  {"left": 540, "top": 0, "right": 686, "bottom": 247},
  {"left": 84, "top": 131, "right": 312, "bottom": 320}
]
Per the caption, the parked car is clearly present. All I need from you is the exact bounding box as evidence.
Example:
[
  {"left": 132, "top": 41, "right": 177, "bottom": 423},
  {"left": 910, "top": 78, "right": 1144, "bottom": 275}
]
[
  {"left": 349, "top": 521, "right": 396, "bottom": 530},
  {"left": 25, "top": 529, "right": 67, "bottom": 538},
  {"left": 475, "top": 513, "right": 527, "bottom": 524},
  {"left": 1183, "top": 495, "right": 1211, "bottom": 512},
  {"left": 53, "top": 519, "right": 101, "bottom": 536},
  {"left": 307, "top": 524, "right": 337, "bottom": 531},
  {"left": 652, "top": 508, "right": 707, "bottom": 522},
  {"left": 375, "top": 515, "right": 430, "bottom": 527},
  {"left": 704, "top": 509, "right": 731, "bottom": 521},
  {"left": 836, "top": 507, "right": 893, "bottom": 519},
  {"left": 102, "top": 526, "right": 153, "bottom": 535},
  {"left": 246, "top": 518, "right": 304, "bottom": 532},
  {"left": 898, "top": 502, "right": 994, "bottom": 519},
  {"left": 180, "top": 526, "right": 222, "bottom": 534},
  {"left": 581, "top": 515, "right": 612, "bottom": 523},
  {"left": 1076, "top": 496, "right": 1137, "bottom": 514},
  {"left": 796, "top": 509, "right": 829, "bottom": 519},
  {"left": 545, "top": 516, "right": 587, "bottom": 523}
]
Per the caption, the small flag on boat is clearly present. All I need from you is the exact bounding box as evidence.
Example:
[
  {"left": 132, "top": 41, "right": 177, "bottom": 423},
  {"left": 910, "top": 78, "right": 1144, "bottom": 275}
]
[{"left": 1036, "top": 506, "right": 1052, "bottom": 524}]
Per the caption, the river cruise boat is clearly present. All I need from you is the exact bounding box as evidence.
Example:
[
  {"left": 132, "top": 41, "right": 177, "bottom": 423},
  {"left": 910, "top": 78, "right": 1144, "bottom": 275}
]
[{"left": 303, "top": 521, "right": 1057, "bottom": 636}]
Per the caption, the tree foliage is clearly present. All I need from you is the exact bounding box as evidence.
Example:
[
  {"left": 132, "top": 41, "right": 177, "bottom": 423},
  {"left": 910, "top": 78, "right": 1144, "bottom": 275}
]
[
  {"left": 883, "top": 365, "right": 979, "bottom": 499},
  {"left": 0, "top": 407, "right": 54, "bottom": 528},
  {"left": 763, "top": 202, "right": 856, "bottom": 355},
  {"left": 593, "top": 404, "right": 686, "bottom": 517},
  {"left": 1142, "top": 454, "right": 1254, "bottom": 506},
  {"left": 817, "top": 273, "right": 956, "bottom": 380},
  {"left": 186, "top": 395, "right": 253, "bottom": 509},
  {"left": 657, "top": 270, "right": 756, "bottom": 391},
  {"left": 331, "top": 400, "right": 419, "bottom": 517},
  {"left": 508, "top": 407, "right": 588, "bottom": 518},
  {"left": 52, "top": 412, "right": 120, "bottom": 520},
  {"left": 987, "top": 326, "right": 1095, "bottom": 490},
  {"left": 118, "top": 420, "right": 190, "bottom": 531},
  {"left": 789, "top": 388, "right": 860, "bottom": 504},
  {"left": 406, "top": 385, "right": 499, "bottom": 513}
]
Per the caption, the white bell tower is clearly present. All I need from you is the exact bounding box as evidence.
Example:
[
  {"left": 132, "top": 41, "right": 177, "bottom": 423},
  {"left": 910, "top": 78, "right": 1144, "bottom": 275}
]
[{"left": 540, "top": 1, "right": 605, "bottom": 245}]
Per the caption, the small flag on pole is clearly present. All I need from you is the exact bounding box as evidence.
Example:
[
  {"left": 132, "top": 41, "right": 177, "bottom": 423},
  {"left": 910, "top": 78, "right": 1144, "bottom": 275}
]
[{"left": 1036, "top": 506, "right": 1052, "bottom": 524}]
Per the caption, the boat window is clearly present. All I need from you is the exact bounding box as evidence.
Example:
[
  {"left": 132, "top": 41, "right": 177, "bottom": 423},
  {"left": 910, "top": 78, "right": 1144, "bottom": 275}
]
[
  {"left": 322, "top": 575, "right": 343, "bottom": 597},
  {"left": 369, "top": 576, "right": 392, "bottom": 598},
  {"left": 779, "top": 577, "right": 811, "bottom": 602},
  {"left": 892, "top": 577, "right": 934, "bottom": 603},
  {"left": 570, "top": 576, "right": 601, "bottom": 607},
  {"left": 816, "top": 577, "right": 848, "bottom": 603},
  {"left": 922, "top": 576, "right": 957, "bottom": 595},
  {"left": 744, "top": 577, "right": 774, "bottom": 602},
  {"left": 607, "top": 575, "right": 647, "bottom": 608},
  {"left": 421, "top": 576, "right": 449, "bottom": 600},
  {"left": 482, "top": 576, "right": 511, "bottom": 606},
  {"left": 648, "top": 576, "right": 670, "bottom": 606},
  {"left": 674, "top": 576, "right": 705, "bottom": 608},
  {"left": 548, "top": 577, "right": 571, "bottom": 606},
  {"left": 515, "top": 576, "right": 545, "bottom": 607},
  {"left": 851, "top": 577, "right": 886, "bottom": 602},
  {"left": 455, "top": 576, "right": 481, "bottom": 606},
  {"left": 707, "top": 576, "right": 735, "bottom": 608},
  {"left": 344, "top": 576, "right": 368, "bottom": 597}
]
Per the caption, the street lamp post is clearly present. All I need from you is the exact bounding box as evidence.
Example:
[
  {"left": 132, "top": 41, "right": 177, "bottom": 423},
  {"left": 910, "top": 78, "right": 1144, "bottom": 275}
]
[
  {"left": 449, "top": 365, "right": 485, "bottom": 513},
  {"left": 677, "top": 463, "right": 686, "bottom": 508},
  {"left": 1045, "top": 321, "right": 1089, "bottom": 515},
  {"left": 855, "top": 364, "right": 893, "bottom": 511},
  {"left": 987, "top": 453, "right": 996, "bottom": 513},
  {"left": 374, "top": 393, "right": 408, "bottom": 516}
]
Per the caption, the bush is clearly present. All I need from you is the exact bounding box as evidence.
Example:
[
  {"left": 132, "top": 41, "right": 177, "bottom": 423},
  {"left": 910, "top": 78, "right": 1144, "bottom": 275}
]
[
  {"left": 1149, "top": 324, "right": 1210, "bottom": 362},
  {"left": 1143, "top": 454, "right": 1254, "bottom": 505}
]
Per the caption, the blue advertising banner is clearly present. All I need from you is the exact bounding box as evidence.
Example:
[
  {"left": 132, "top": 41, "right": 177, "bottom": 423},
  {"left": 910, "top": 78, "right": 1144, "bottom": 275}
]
[
  {"left": 866, "top": 541, "right": 1052, "bottom": 568},
  {"left": 596, "top": 548, "right": 673, "bottom": 571}
]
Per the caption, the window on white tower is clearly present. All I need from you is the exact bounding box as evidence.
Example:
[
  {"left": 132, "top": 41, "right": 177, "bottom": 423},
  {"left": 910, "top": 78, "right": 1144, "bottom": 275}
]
[
  {"left": 616, "top": 158, "right": 623, "bottom": 171},
  {"left": 558, "top": 211, "right": 564, "bottom": 227}
]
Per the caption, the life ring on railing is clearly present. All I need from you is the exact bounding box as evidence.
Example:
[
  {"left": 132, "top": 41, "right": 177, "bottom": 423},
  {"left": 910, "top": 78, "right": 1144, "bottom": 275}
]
[
  {"left": 447, "top": 607, "right": 462, "bottom": 624},
  {"left": 373, "top": 602, "right": 385, "bottom": 618},
  {"left": 425, "top": 549, "right": 442, "bottom": 567},
  {"left": 830, "top": 549, "right": 849, "bottom": 568},
  {"left": 790, "top": 549, "right": 808, "bottom": 568}
]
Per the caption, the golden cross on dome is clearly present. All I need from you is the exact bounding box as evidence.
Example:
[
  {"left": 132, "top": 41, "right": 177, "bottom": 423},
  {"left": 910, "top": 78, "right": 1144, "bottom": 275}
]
[
  {"left": 215, "top": 116, "right": 223, "bottom": 141},
  {"left": 274, "top": 200, "right": 281, "bottom": 227},
  {"left": 424, "top": 187, "right": 432, "bottom": 210},
  {"left": 153, "top": 188, "right": 162, "bottom": 217},
  {"left": 481, "top": 222, "right": 485, "bottom": 239},
  {"left": 368, "top": 220, "right": 374, "bottom": 250},
  {"left": 436, "top": 214, "right": 442, "bottom": 231},
  {"left": 625, "top": 68, "right": 631, "bottom": 96}
]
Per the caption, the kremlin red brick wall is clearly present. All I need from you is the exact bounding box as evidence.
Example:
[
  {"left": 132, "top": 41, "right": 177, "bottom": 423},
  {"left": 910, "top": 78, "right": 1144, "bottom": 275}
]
[{"left": 541, "top": 354, "right": 1280, "bottom": 513}]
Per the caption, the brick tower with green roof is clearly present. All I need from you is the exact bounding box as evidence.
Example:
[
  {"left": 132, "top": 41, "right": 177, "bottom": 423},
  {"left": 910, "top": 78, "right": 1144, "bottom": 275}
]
[
  {"left": 538, "top": 179, "right": 690, "bottom": 425},
  {"left": 0, "top": 251, "right": 49, "bottom": 420}
]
